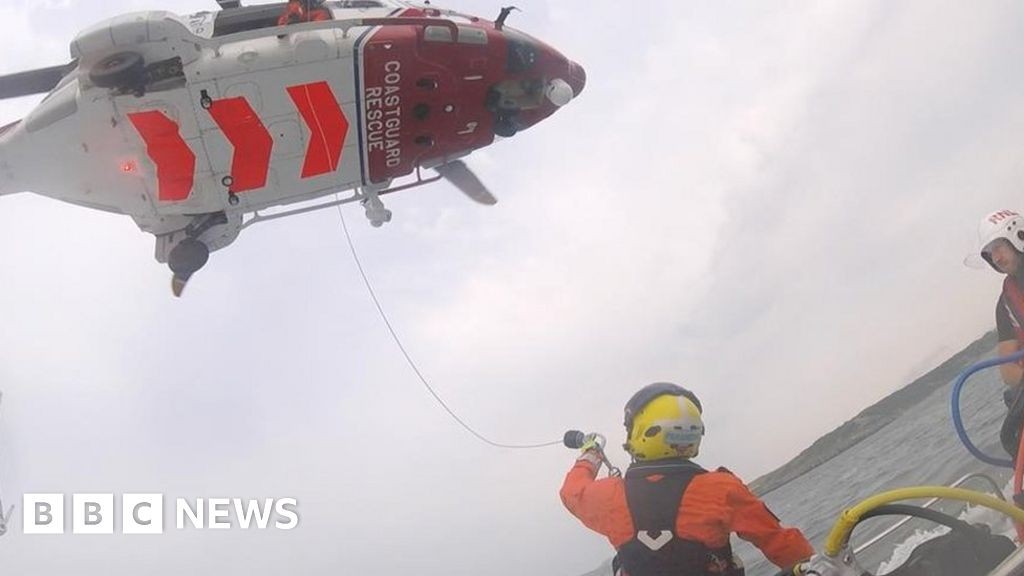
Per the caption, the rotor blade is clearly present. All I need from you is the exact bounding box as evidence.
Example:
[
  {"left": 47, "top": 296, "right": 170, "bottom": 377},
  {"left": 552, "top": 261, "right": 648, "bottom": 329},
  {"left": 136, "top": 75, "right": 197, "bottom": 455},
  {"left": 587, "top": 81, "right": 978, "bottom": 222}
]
[
  {"left": 0, "top": 61, "right": 76, "bottom": 101},
  {"left": 434, "top": 160, "right": 497, "bottom": 205}
]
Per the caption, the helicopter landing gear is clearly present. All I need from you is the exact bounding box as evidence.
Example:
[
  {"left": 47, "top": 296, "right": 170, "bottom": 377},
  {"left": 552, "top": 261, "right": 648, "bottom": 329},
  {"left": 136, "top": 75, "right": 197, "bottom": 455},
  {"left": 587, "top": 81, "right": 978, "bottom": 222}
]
[
  {"left": 89, "top": 52, "right": 145, "bottom": 90},
  {"left": 361, "top": 192, "right": 392, "bottom": 228}
]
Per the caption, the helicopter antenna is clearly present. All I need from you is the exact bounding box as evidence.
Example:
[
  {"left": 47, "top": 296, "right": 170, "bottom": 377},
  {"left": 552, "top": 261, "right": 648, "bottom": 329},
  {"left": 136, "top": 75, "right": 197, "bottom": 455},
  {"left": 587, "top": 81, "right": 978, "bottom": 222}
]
[{"left": 495, "top": 6, "right": 519, "bottom": 31}]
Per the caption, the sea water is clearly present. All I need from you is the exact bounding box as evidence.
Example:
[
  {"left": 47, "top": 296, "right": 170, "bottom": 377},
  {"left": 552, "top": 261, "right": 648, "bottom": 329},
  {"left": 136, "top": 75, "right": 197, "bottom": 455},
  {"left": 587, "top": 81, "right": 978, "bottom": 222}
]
[{"left": 738, "top": 352, "right": 1013, "bottom": 575}]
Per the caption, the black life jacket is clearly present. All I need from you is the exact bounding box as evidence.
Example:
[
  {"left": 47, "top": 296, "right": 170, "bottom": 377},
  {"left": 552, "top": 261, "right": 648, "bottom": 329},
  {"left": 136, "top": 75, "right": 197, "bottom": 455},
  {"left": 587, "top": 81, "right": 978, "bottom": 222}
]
[{"left": 613, "top": 460, "right": 744, "bottom": 576}]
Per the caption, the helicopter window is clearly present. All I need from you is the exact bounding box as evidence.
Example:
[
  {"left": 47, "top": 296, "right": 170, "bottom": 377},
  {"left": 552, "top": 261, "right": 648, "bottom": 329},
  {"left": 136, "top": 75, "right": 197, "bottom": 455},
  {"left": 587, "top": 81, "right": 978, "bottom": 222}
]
[
  {"left": 424, "top": 26, "right": 453, "bottom": 43},
  {"left": 424, "top": 25, "right": 488, "bottom": 45},
  {"left": 507, "top": 39, "right": 536, "bottom": 72},
  {"left": 213, "top": 1, "right": 366, "bottom": 37},
  {"left": 504, "top": 30, "right": 537, "bottom": 73},
  {"left": 457, "top": 27, "right": 487, "bottom": 45},
  {"left": 213, "top": 2, "right": 289, "bottom": 36}
]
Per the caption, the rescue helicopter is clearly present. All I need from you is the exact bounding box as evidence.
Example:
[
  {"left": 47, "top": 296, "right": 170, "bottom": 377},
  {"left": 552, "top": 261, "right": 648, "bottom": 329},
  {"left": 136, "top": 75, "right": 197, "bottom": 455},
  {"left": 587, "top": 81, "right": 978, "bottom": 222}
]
[{"left": 0, "top": 0, "right": 585, "bottom": 295}]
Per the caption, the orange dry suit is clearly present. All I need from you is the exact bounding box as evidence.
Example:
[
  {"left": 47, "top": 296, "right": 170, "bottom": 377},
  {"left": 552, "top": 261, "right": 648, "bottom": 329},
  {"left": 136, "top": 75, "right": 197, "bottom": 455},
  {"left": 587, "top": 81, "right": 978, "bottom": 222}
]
[
  {"left": 277, "top": 0, "right": 331, "bottom": 25},
  {"left": 560, "top": 458, "right": 813, "bottom": 576}
]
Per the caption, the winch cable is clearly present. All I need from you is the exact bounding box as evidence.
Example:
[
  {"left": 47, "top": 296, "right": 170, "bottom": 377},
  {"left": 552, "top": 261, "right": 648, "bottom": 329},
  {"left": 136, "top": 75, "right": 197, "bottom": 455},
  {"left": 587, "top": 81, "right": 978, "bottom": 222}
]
[
  {"left": 336, "top": 204, "right": 561, "bottom": 450},
  {"left": 950, "top": 349, "right": 1024, "bottom": 468}
]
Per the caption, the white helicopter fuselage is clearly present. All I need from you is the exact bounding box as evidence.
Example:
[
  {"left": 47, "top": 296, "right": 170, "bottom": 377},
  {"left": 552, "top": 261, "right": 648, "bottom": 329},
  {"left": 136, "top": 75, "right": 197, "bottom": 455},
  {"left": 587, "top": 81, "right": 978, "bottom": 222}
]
[{"left": 0, "top": 0, "right": 584, "bottom": 291}]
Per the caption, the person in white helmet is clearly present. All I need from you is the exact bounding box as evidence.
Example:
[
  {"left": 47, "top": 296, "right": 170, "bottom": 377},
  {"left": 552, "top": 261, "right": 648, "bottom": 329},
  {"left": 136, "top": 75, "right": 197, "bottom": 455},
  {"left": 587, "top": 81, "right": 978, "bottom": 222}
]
[{"left": 971, "top": 210, "right": 1024, "bottom": 387}]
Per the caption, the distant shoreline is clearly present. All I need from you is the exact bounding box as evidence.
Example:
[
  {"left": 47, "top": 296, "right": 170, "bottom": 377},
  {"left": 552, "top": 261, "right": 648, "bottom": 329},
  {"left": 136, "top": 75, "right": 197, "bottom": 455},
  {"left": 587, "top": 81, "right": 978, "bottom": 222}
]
[{"left": 749, "top": 330, "right": 999, "bottom": 496}]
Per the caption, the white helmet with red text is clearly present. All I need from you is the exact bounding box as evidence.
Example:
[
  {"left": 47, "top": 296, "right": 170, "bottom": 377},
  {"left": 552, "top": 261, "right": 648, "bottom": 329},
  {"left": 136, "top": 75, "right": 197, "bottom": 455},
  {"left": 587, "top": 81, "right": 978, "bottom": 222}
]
[{"left": 967, "top": 210, "right": 1024, "bottom": 271}]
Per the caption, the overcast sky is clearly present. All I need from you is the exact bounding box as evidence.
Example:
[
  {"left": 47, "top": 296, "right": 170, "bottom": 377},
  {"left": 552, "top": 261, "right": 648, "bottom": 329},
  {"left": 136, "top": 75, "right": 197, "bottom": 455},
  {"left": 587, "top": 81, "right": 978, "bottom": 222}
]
[{"left": 1, "top": 0, "right": 1024, "bottom": 574}]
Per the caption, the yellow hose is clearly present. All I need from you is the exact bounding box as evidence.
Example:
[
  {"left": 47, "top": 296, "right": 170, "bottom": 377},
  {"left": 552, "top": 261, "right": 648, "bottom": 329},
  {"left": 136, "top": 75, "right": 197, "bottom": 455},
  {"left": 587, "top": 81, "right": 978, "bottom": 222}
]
[{"left": 824, "top": 486, "right": 1024, "bottom": 556}]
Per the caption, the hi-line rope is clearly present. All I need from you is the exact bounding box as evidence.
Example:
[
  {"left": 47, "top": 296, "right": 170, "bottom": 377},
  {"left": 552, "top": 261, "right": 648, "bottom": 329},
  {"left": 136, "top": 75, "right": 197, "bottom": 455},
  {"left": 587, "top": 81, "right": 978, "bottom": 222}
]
[{"left": 336, "top": 203, "right": 561, "bottom": 449}]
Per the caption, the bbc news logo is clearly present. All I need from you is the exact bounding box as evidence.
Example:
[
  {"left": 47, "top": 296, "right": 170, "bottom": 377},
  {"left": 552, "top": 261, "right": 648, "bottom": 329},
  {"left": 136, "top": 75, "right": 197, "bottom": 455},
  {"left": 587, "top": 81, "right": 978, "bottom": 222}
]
[{"left": 22, "top": 494, "right": 299, "bottom": 534}]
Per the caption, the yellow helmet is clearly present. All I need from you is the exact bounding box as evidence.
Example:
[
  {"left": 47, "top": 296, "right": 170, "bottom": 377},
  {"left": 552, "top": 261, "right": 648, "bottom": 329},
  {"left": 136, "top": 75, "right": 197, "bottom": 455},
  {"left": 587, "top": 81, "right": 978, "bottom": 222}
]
[{"left": 623, "top": 383, "right": 705, "bottom": 461}]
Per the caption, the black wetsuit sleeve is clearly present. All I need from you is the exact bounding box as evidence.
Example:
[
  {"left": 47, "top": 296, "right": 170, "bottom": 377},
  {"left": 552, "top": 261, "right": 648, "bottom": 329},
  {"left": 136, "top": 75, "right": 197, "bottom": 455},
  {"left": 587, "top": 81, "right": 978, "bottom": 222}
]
[{"left": 997, "top": 295, "right": 1016, "bottom": 342}]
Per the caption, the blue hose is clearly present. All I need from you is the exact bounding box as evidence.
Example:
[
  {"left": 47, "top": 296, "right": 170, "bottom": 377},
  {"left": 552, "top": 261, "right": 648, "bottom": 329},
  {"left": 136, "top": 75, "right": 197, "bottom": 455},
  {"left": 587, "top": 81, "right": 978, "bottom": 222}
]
[{"left": 951, "top": 349, "right": 1024, "bottom": 468}]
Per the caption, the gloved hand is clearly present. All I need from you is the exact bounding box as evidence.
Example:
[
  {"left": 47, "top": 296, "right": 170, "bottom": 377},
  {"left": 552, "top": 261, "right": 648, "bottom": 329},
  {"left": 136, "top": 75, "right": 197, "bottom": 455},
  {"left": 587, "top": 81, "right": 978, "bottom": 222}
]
[
  {"left": 576, "top": 433, "right": 606, "bottom": 467},
  {"left": 789, "top": 553, "right": 864, "bottom": 576},
  {"left": 579, "top": 433, "right": 606, "bottom": 453}
]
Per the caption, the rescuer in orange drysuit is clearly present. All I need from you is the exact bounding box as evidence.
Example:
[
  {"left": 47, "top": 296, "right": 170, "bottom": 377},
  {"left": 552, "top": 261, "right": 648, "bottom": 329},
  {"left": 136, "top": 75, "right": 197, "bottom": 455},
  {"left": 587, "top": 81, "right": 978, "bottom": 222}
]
[
  {"left": 278, "top": 0, "right": 331, "bottom": 26},
  {"left": 560, "top": 383, "right": 814, "bottom": 576}
]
